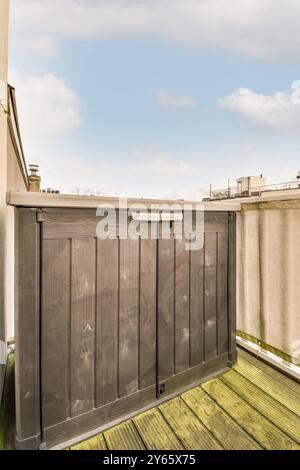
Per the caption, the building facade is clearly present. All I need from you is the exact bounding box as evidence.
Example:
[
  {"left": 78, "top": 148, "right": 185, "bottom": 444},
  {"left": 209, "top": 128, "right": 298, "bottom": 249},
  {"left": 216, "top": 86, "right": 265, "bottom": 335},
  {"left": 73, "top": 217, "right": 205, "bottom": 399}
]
[{"left": 0, "top": 0, "right": 29, "bottom": 397}]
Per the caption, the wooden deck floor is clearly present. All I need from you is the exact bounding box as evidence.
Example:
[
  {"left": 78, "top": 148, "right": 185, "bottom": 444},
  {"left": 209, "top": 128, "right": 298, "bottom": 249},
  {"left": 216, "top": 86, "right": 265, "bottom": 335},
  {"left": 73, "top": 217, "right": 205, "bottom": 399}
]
[{"left": 71, "top": 348, "right": 300, "bottom": 451}]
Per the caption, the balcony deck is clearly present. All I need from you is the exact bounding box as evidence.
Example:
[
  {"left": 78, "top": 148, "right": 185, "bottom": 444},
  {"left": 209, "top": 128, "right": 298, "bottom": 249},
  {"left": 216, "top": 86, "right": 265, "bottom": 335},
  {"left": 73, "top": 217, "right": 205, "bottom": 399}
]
[{"left": 71, "top": 348, "right": 300, "bottom": 451}]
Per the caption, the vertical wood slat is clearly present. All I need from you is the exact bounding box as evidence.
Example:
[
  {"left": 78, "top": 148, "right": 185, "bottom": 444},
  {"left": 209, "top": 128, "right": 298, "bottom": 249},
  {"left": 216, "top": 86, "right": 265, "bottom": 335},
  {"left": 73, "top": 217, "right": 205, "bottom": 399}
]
[
  {"left": 119, "top": 239, "right": 139, "bottom": 398},
  {"left": 139, "top": 238, "right": 157, "bottom": 389},
  {"left": 15, "top": 208, "right": 41, "bottom": 449},
  {"left": 42, "top": 239, "right": 70, "bottom": 427},
  {"left": 175, "top": 239, "right": 190, "bottom": 374},
  {"left": 190, "top": 245, "right": 204, "bottom": 367},
  {"left": 157, "top": 238, "right": 175, "bottom": 382},
  {"left": 70, "top": 238, "right": 96, "bottom": 417},
  {"left": 217, "top": 231, "right": 229, "bottom": 355},
  {"left": 228, "top": 213, "right": 237, "bottom": 364},
  {"left": 204, "top": 232, "right": 217, "bottom": 362},
  {"left": 96, "top": 239, "right": 119, "bottom": 407}
]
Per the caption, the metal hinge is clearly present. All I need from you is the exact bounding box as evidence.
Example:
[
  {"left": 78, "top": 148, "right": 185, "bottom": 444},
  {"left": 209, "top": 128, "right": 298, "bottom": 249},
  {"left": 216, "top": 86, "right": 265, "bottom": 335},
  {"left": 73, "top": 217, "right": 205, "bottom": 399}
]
[{"left": 36, "top": 210, "right": 45, "bottom": 223}]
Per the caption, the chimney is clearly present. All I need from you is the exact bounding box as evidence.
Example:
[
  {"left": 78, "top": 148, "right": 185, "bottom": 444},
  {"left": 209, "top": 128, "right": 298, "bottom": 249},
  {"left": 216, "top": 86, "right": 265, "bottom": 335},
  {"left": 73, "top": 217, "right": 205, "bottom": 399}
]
[{"left": 28, "top": 164, "right": 41, "bottom": 192}]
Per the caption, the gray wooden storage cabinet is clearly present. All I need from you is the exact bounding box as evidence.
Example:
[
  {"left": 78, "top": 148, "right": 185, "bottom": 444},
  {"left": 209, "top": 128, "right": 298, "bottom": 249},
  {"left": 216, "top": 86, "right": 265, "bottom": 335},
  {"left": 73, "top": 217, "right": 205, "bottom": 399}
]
[{"left": 15, "top": 206, "right": 236, "bottom": 449}]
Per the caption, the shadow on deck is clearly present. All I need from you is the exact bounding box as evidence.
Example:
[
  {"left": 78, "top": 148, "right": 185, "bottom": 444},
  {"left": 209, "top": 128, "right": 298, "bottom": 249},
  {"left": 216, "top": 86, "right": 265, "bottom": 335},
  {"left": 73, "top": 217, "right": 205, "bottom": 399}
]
[{"left": 71, "top": 348, "right": 300, "bottom": 451}]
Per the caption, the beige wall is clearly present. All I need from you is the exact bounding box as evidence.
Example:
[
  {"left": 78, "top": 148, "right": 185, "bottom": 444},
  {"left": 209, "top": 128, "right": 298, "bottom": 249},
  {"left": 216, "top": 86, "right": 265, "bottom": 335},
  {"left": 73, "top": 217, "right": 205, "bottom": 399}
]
[
  {"left": 1, "top": 1, "right": 29, "bottom": 396},
  {"left": 237, "top": 204, "right": 300, "bottom": 364},
  {"left": 0, "top": 0, "right": 10, "bottom": 391},
  {"left": 7, "top": 125, "right": 28, "bottom": 192}
]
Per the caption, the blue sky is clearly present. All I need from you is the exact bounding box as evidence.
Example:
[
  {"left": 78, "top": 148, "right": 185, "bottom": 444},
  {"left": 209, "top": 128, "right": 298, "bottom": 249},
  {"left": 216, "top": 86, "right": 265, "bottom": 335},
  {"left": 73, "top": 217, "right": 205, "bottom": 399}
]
[{"left": 8, "top": 0, "right": 300, "bottom": 198}]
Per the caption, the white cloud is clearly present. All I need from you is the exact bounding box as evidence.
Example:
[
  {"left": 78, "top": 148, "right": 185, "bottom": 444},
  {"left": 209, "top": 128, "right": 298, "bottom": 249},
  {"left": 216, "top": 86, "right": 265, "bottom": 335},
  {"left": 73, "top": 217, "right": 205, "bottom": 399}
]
[
  {"left": 8, "top": 69, "right": 81, "bottom": 152},
  {"left": 130, "top": 157, "right": 194, "bottom": 174},
  {"left": 10, "top": 0, "right": 300, "bottom": 62},
  {"left": 29, "top": 143, "right": 201, "bottom": 198},
  {"left": 154, "top": 90, "right": 197, "bottom": 110},
  {"left": 218, "top": 86, "right": 300, "bottom": 133},
  {"left": 11, "top": 35, "right": 57, "bottom": 56},
  {"left": 130, "top": 142, "right": 196, "bottom": 175}
]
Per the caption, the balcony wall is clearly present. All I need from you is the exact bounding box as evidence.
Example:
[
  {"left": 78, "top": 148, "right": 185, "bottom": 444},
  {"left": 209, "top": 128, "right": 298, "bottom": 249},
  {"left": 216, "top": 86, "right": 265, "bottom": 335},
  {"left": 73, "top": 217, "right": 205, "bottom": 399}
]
[{"left": 237, "top": 200, "right": 300, "bottom": 366}]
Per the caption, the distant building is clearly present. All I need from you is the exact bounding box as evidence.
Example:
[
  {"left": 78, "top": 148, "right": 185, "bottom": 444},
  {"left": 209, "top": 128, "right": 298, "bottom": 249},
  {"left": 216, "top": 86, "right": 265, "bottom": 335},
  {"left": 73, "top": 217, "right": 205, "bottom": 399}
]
[
  {"left": 207, "top": 173, "right": 300, "bottom": 201},
  {"left": 236, "top": 176, "right": 266, "bottom": 197}
]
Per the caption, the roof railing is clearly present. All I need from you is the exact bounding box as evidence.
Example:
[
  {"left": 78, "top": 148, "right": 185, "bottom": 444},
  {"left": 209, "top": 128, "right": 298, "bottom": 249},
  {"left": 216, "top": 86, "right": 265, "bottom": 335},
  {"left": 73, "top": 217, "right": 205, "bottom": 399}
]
[{"left": 210, "top": 180, "right": 300, "bottom": 200}]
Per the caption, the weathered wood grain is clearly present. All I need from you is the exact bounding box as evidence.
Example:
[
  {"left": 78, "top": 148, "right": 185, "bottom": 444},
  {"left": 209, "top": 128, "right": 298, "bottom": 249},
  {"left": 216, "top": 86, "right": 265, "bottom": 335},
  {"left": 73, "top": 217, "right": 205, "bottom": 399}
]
[
  {"left": 70, "top": 238, "right": 96, "bottom": 417},
  {"left": 119, "top": 239, "right": 139, "bottom": 398},
  {"left": 234, "top": 356, "right": 300, "bottom": 416},
  {"left": 174, "top": 239, "right": 190, "bottom": 374},
  {"left": 96, "top": 239, "right": 119, "bottom": 407},
  {"left": 43, "top": 209, "right": 101, "bottom": 240},
  {"left": 204, "top": 212, "right": 229, "bottom": 232},
  {"left": 157, "top": 238, "right": 175, "bottom": 383},
  {"left": 44, "top": 385, "right": 156, "bottom": 448},
  {"left": 133, "top": 408, "right": 183, "bottom": 450},
  {"left": 202, "top": 378, "right": 299, "bottom": 450},
  {"left": 71, "top": 434, "right": 107, "bottom": 450},
  {"left": 182, "top": 387, "right": 261, "bottom": 450},
  {"left": 15, "top": 208, "right": 41, "bottom": 449},
  {"left": 42, "top": 239, "right": 70, "bottom": 427},
  {"left": 104, "top": 421, "right": 145, "bottom": 450},
  {"left": 222, "top": 370, "right": 300, "bottom": 444},
  {"left": 238, "top": 348, "right": 300, "bottom": 394},
  {"left": 217, "top": 231, "right": 228, "bottom": 355},
  {"left": 139, "top": 239, "right": 157, "bottom": 390},
  {"left": 159, "top": 397, "right": 222, "bottom": 450},
  {"left": 190, "top": 246, "right": 204, "bottom": 367},
  {"left": 204, "top": 232, "right": 217, "bottom": 361},
  {"left": 228, "top": 213, "right": 237, "bottom": 363}
]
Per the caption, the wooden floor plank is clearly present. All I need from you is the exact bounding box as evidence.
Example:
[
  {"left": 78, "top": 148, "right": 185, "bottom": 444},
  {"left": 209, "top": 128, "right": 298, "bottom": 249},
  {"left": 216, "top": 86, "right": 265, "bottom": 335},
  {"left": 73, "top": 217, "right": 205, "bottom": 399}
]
[
  {"left": 222, "top": 370, "right": 300, "bottom": 444},
  {"left": 234, "top": 356, "right": 300, "bottom": 416},
  {"left": 159, "top": 397, "right": 222, "bottom": 450},
  {"left": 71, "top": 434, "right": 107, "bottom": 450},
  {"left": 104, "top": 421, "right": 146, "bottom": 450},
  {"left": 238, "top": 348, "right": 300, "bottom": 394},
  {"left": 182, "top": 387, "right": 261, "bottom": 450},
  {"left": 202, "top": 378, "right": 299, "bottom": 450},
  {"left": 133, "top": 408, "right": 184, "bottom": 450}
]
